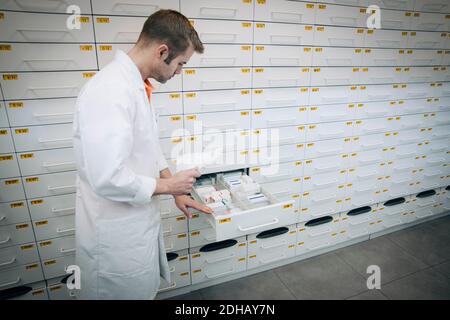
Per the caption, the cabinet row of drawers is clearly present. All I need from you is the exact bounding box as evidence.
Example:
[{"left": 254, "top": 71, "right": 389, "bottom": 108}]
[{"left": 1, "top": 0, "right": 449, "bottom": 17}]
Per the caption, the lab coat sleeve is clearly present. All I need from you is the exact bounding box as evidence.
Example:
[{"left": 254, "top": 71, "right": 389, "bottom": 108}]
[
  {"left": 157, "top": 143, "right": 169, "bottom": 172},
  {"left": 77, "top": 84, "right": 156, "bottom": 206}
]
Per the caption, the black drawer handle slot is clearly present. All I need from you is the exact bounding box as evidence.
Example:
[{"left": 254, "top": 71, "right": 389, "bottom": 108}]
[
  {"left": 166, "top": 252, "right": 179, "bottom": 262},
  {"left": 256, "top": 227, "right": 289, "bottom": 239},
  {"left": 446, "top": 185, "right": 450, "bottom": 191},
  {"left": 305, "top": 216, "right": 333, "bottom": 227},
  {"left": 417, "top": 190, "right": 436, "bottom": 198},
  {"left": 200, "top": 239, "right": 237, "bottom": 252},
  {"left": 384, "top": 197, "right": 406, "bottom": 206},
  {"left": 348, "top": 206, "right": 372, "bottom": 216},
  {"left": 0, "top": 286, "right": 32, "bottom": 300}
]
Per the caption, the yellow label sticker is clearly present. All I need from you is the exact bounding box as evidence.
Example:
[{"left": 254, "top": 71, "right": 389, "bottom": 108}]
[
  {"left": 5, "top": 179, "right": 19, "bottom": 185},
  {"left": 306, "top": 3, "right": 314, "bottom": 9},
  {"left": 318, "top": 4, "right": 326, "bottom": 9},
  {"left": 79, "top": 45, "right": 93, "bottom": 51},
  {"left": 257, "top": 0, "right": 266, "bottom": 3},
  {"left": 21, "top": 244, "right": 34, "bottom": 250},
  {"left": 241, "top": 68, "right": 250, "bottom": 73},
  {"left": 316, "top": 26, "right": 324, "bottom": 32},
  {"left": 177, "top": 233, "right": 187, "bottom": 238},
  {"left": 3, "top": 74, "right": 18, "bottom": 80},
  {"left": 256, "top": 23, "right": 265, "bottom": 28},
  {"left": 184, "top": 69, "right": 195, "bottom": 75},
  {"left": 256, "top": 46, "right": 265, "bottom": 51},
  {"left": 99, "top": 45, "right": 112, "bottom": 51},
  {"left": 169, "top": 93, "right": 180, "bottom": 99},
  {"left": 26, "top": 177, "right": 39, "bottom": 183},
  {"left": 305, "top": 26, "right": 313, "bottom": 31},
  {"left": 242, "top": 22, "right": 252, "bottom": 28},
  {"left": 96, "top": 17, "right": 110, "bottom": 23},
  {"left": 78, "top": 16, "right": 90, "bottom": 23},
  {"left": 44, "top": 260, "right": 56, "bottom": 266},
  {"left": 83, "top": 72, "right": 95, "bottom": 78},
  {"left": 219, "top": 218, "right": 231, "bottom": 224},
  {"left": 15, "top": 128, "right": 29, "bottom": 134},
  {"left": 241, "top": 90, "right": 249, "bottom": 95},
  {"left": 283, "top": 204, "right": 293, "bottom": 209},
  {"left": 10, "top": 202, "right": 24, "bottom": 209},
  {"left": 16, "top": 223, "right": 29, "bottom": 230},
  {"left": 0, "top": 13, "right": 4, "bottom": 20},
  {"left": 171, "top": 116, "right": 182, "bottom": 121},
  {"left": 8, "top": 102, "right": 23, "bottom": 108},
  {"left": 26, "top": 264, "right": 38, "bottom": 270},
  {"left": 39, "top": 241, "right": 52, "bottom": 247},
  {"left": 241, "top": 111, "right": 249, "bottom": 116},
  {"left": 185, "top": 115, "right": 196, "bottom": 121},
  {"left": 0, "top": 155, "right": 13, "bottom": 161},
  {"left": 35, "top": 221, "right": 48, "bottom": 227},
  {"left": 243, "top": 0, "right": 252, "bottom": 3},
  {"left": 31, "top": 199, "right": 43, "bottom": 205},
  {"left": 241, "top": 45, "right": 251, "bottom": 51},
  {"left": 0, "top": 44, "right": 11, "bottom": 51}
]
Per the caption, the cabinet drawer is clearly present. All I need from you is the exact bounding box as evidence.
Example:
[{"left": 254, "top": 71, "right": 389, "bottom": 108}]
[
  {"left": 0, "top": 11, "right": 94, "bottom": 42},
  {"left": 0, "top": 178, "right": 26, "bottom": 203},
  {"left": 0, "top": 243, "right": 39, "bottom": 271},
  {"left": 255, "top": 0, "right": 316, "bottom": 24},
  {"left": 252, "top": 126, "right": 306, "bottom": 147},
  {"left": 184, "top": 89, "right": 251, "bottom": 114},
  {"left": 250, "top": 161, "right": 302, "bottom": 184},
  {"left": 92, "top": 0, "right": 178, "bottom": 16},
  {"left": 303, "top": 154, "right": 348, "bottom": 176},
  {"left": 183, "top": 68, "right": 251, "bottom": 91},
  {"left": 0, "top": 222, "right": 34, "bottom": 249},
  {"left": 94, "top": 16, "right": 145, "bottom": 43},
  {"left": 0, "top": 128, "right": 13, "bottom": 154},
  {"left": 42, "top": 254, "right": 75, "bottom": 279},
  {"left": 97, "top": 43, "right": 133, "bottom": 69},
  {"left": 181, "top": 0, "right": 252, "bottom": 20},
  {"left": 407, "top": 31, "right": 447, "bottom": 49},
  {"left": 161, "top": 215, "right": 188, "bottom": 237},
  {"left": 314, "top": 26, "right": 364, "bottom": 47},
  {"left": 414, "top": 0, "right": 450, "bottom": 13},
  {"left": 190, "top": 19, "right": 253, "bottom": 44},
  {"left": 164, "top": 233, "right": 189, "bottom": 253},
  {"left": 0, "top": 153, "right": 20, "bottom": 179},
  {"left": 303, "top": 170, "right": 347, "bottom": 192},
  {"left": 360, "top": 67, "right": 402, "bottom": 85},
  {"left": 247, "top": 225, "right": 297, "bottom": 269},
  {"left": 0, "top": 102, "right": 7, "bottom": 128},
  {"left": 0, "top": 263, "right": 44, "bottom": 290},
  {"left": 159, "top": 249, "right": 191, "bottom": 292},
  {"left": 255, "top": 22, "right": 314, "bottom": 46},
  {"left": 311, "top": 67, "right": 359, "bottom": 86},
  {"left": 252, "top": 87, "right": 310, "bottom": 109},
  {"left": 406, "top": 50, "right": 444, "bottom": 66},
  {"left": 312, "top": 47, "right": 362, "bottom": 67},
  {"left": 0, "top": 200, "right": 29, "bottom": 227},
  {"left": 306, "top": 121, "right": 353, "bottom": 141},
  {"left": 46, "top": 276, "right": 75, "bottom": 300},
  {"left": 37, "top": 235, "right": 76, "bottom": 261},
  {"left": 0, "top": 0, "right": 91, "bottom": 14},
  {"left": 369, "top": 0, "right": 414, "bottom": 10},
  {"left": 254, "top": 46, "right": 312, "bottom": 67},
  {"left": 157, "top": 115, "right": 184, "bottom": 139},
  {"left": 253, "top": 67, "right": 310, "bottom": 88},
  {"left": 364, "top": 49, "right": 405, "bottom": 67},
  {"left": 190, "top": 237, "right": 247, "bottom": 284},
  {"left": 18, "top": 148, "right": 75, "bottom": 176},
  {"left": 364, "top": 29, "right": 407, "bottom": 48},
  {"left": 309, "top": 86, "right": 358, "bottom": 106},
  {"left": 316, "top": 3, "right": 366, "bottom": 28},
  {"left": 0, "top": 43, "right": 97, "bottom": 72},
  {"left": 23, "top": 171, "right": 76, "bottom": 199},
  {"left": 6, "top": 98, "right": 76, "bottom": 127},
  {"left": 33, "top": 214, "right": 75, "bottom": 241},
  {"left": 304, "top": 138, "right": 352, "bottom": 158},
  {"left": 339, "top": 205, "right": 381, "bottom": 240},
  {"left": 187, "top": 44, "right": 252, "bottom": 68},
  {"left": 12, "top": 124, "right": 73, "bottom": 152},
  {"left": 184, "top": 111, "right": 251, "bottom": 134},
  {"left": 252, "top": 107, "right": 308, "bottom": 129},
  {"left": 296, "top": 214, "right": 341, "bottom": 255},
  {"left": 28, "top": 194, "right": 76, "bottom": 221},
  {"left": 380, "top": 9, "right": 411, "bottom": 30},
  {"left": 300, "top": 187, "right": 345, "bottom": 223}
]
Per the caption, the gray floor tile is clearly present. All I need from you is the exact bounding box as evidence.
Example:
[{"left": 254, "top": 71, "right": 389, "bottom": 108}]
[
  {"left": 387, "top": 223, "right": 450, "bottom": 266},
  {"left": 335, "top": 236, "right": 428, "bottom": 284},
  {"left": 200, "top": 270, "right": 295, "bottom": 300},
  {"left": 381, "top": 268, "right": 450, "bottom": 300},
  {"left": 432, "top": 261, "right": 450, "bottom": 279},
  {"left": 274, "top": 252, "right": 368, "bottom": 300},
  {"left": 425, "top": 215, "right": 450, "bottom": 240},
  {"left": 346, "top": 290, "right": 388, "bottom": 300},
  {"left": 169, "top": 290, "right": 204, "bottom": 300}
]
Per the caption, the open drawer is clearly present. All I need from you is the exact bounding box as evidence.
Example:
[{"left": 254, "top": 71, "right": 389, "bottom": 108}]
[{"left": 191, "top": 170, "right": 296, "bottom": 241}]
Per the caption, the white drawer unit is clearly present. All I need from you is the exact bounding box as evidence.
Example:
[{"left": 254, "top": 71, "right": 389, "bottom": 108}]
[
  {"left": 344, "top": 181, "right": 381, "bottom": 210},
  {"left": 309, "top": 86, "right": 359, "bottom": 105},
  {"left": 402, "top": 83, "right": 434, "bottom": 100},
  {"left": 355, "top": 101, "right": 391, "bottom": 119},
  {"left": 189, "top": 212, "right": 212, "bottom": 232},
  {"left": 181, "top": 0, "right": 252, "bottom": 20},
  {"left": 303, "top": 154, "right": 348, "bottom": 176},
  {"left": 185, "top": 130, "right": 250, "bottom": 155},
  {"left": 5, "top": 280, "right": 48, "bottom": 300},
  {"left": 151, "top": 92, "right": 183, "bottom": 117},
  {"left": 190, "top": 237, "right": 247, "bottom": 284},
  {"left": 260, "top": 177, "right": 302, "bottom": 201},
  {"left": 252, "top": 126, "right": 306, "bottom": 148},
  {"left": 160, "top": 198, "right": 184, "bottom": 220},
  {"left": 349, "top": 148, "right": 387, "bottom": 167},
  {"left": 419, "top": 165, "right": 448, "bottom": 191},
  {"left": 22, "top": 171, "right": 76, "bottom": 199},
  {"left": 1, "top": 71, "right": 93, "bottom": 100},
  {"left": 247, "top": 225, "right": 297, "bottom": 269},
  {"left": 383, "top": 171, "right": 421, "bottom": 199},
  {"left": 159, "top": 250, "right": 191, "bottom": 292},
  {"left": 190, "top": 19, "right": 253, "bottom": 44},
  {"left": 353, "top": 118, "right": 391, "bottom": 136},
  {"left": 411, "top": 12, "right": 448, "bottom": 32},
  {"left": 296, "top": 214, "right": 341, "bottom": 256},
  {"left": 27, "top": 193, "right": 76, "bottom": 221},
  {"left": 439, "top": 186, "right": 450, "bottom": 210},
  {"left": 253, "top": 143, "right": 305, "bottom": 165},
  {"left": 255, "top": 0, "right": 316, "bottom": 24},
  {"left": 42, "top": 254, "right": 75, "bottom": 279},
  {"left": 0, "top": 0, "right": 91, "bottom": 13},
  {"left": 96, "top": 44, "right": 134, "bottom": 69},
  {"left": 92, "top": 0, "right": 179, "bottom": 16},
  {"left": 302, "top": 169, "right": 347, "bottom": 193},
  {"left": 312, "top": 47, "right": 363, "bottom": 67},
  {"left": 379, "top": 9, "right": 411, "bottom": 30},
  {"left": 407, "top": 31, "right": 447, "bottom": 49},
  {"left": 252, "top": 107, "right": 308, "bottom": 130},
  {"left": 164, "top": 232, "right": 189, "bottom": 253},
  {"left": 32, "top": 214, "right": 75, "bottom": 241},
  {"left": 161, "top": 215, "right": 188, "bottom": 237},
  {"left": 183, "top": 68, "right": 251, "bottom": 91},
  {"left": 12, "top": 124, "right": 73, "bottom": 152},
  {"left": 0, "top": 153, "right": 20, "bottom": 179},
  {"left": 308, "top": 104, "right": 355, "bottom": 123},
  {"left": 339, "top": 205, "right": 382, "bottom": 240},
  {"left": 253, "top": 67, "right": 311, "bottom": 88},
  {"left": 254, "top": 22, "right": 314, "bottom": 46},
  {"left": 46, "top": 276, "right": 76, "bottom": 300},
  {"left": 250, "top": 161, "right": 302, "bottom": 185},
  {"left": 304, "top": 138, "right": 352, "bottom": 159},
  {"left": 414, "top": 0, "right": 450, "bottom": 13},
  {"left": 360, "top": 67, "right": 403, "bottom": 85},
  {"left": 0, "top": 43, "right": 97, "bottom": 72},
  {"left": 363, "top": 49, "right": 405, "bottom": 67},
  {"left": 189, "top": 228, "right": 217, "bottom": 248},
  {"left": 367, "top": 0, "right": 414, "bottom": 11},
  {"left": 254, "top": 46, "right": 313, "bottom": 67},
  {"left": 157, "top": 115, "right": 184, "bottom": 139},
  {"left": 0, "top": 102, "right": 7, "bottom": 128},
  {"left": 0, "top": 129, "right": 14, "bottom": 154},
  {"left": 377, "top": 196, "right": 416, "bottom": 229},
  {"left": 299, "top": 186, "right": 345, "bottom": 223},
  {"left": 315, "top": 3, "right": 366, "bottom": 28},
  {"left": 0, "top": 222, "right": 35, "bottom": 249},
  {"left": 184, "top": 111, "right": 251, "bottom": 134},
  {"left": 398, "top": 99, "right": 432, "bottom": 116},
  {"left": 37, "top": 235, "right": 75, "bottom": 261},
  {"left": 191, "top": 173, "right": 297, "bottom": 242},
  {"left": 432, "top": 111, "right": 450, "bottom": 126},
  {"left": 314, "top": 26, "right": 365, "bottom": 47},
  {"left": 93, "top": 16, "right": 145, "bottom": 43},
  {"left": 187, "top": 44, "right": 252, "bottom": 68},
  {"left": 0, "top": 243, "right": 39, "bottom": 271},
  {"left": 364, "top": 29, "right": 408, "bottom": 49},
  {"left": 306, "top": 121, "right": 353, "bottom": 141},
  {"left": 17, "top": 148, "right": 75, "bottom": 176},
  {"left": 318, "top": 0, "right": 366, "bottom": 6},
  {"left": 359, "top": 84, "right": 403, "bottom": 102},
  {"left": 394, "top": 128, "right": 424, "bottom": 145},
  {"left": 403, "top": 67, "right": 443, "bottom": 83},
  {"left": 431, "top": 125, "right": 450, "bottom": 140},
  {"left": 0, "top": 11, "right": 94, "bottom": 42},
  {"left": 252, "top": 87, "right": 310, "bottom": 109},
  {"left": 422, "top": 151, "right": 449, "bottom": 169},
  {"left": 414, "top": 203, "right": 447, "bottom": 220},
  {"left": 0, "top": 178, "right": 26, "bottom": 203},
  {"left": 6, "top": 98, "right": 76, "bottom": 127},
  {"left": 0, "top": 263, "right": 44, "bottom": 291},
  {"left": 427, "top": 138, "right": 449, "bottom": 155},
  {"left": 310, "top": 67, "right": 360, "bottom": 86},
  {"left": 0, "top": 201, "right": 29, "bottom": 227},
  {"left": 183, "top": 90, "right": 251, "bottom": 114},
  {"left": 411, "top": 189, "right": 440, "bottom": 210}
]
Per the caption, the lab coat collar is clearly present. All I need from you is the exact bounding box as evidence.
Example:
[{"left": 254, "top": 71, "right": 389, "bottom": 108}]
[{"left": 114, "top": 50, "right": 146, "bottom": 92}]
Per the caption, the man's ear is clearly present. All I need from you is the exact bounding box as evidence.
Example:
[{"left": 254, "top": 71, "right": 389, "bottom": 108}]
[{"left": 157, "top": 44, "right": 169, "bottom": 61}]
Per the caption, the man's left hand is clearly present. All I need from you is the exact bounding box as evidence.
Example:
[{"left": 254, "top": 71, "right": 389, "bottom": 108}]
[{"left": 174, "top": 195, "right": 213, "bottom": 219}]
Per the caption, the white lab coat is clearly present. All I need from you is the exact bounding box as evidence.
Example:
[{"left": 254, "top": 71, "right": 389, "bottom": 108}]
[{"left": 73, "top": 50, "right": 170, "bottom": 300}]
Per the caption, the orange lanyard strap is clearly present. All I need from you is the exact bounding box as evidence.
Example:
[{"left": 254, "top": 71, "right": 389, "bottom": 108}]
[{"left": 144, "top": 79, "right": 153, "bottom": 102}]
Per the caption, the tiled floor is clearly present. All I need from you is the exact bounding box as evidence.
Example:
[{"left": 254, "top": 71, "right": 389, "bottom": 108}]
[{"left": 170, "top": 215, "right": 450, "bottom": 300}]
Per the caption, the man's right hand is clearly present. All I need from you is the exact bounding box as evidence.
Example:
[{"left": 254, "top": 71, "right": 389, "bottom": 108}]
[{"left": 156, "top": 168, "right": 201, "bottom": 195}]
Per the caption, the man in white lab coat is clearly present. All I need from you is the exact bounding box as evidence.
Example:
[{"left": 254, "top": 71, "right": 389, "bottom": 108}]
[{"left": 73, "top": 10, "right": 211, "bottom": 300}]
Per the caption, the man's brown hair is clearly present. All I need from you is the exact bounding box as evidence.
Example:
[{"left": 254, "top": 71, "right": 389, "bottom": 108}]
[{"left": 137, "top": 9, "right": 204, "bottom": 64}]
